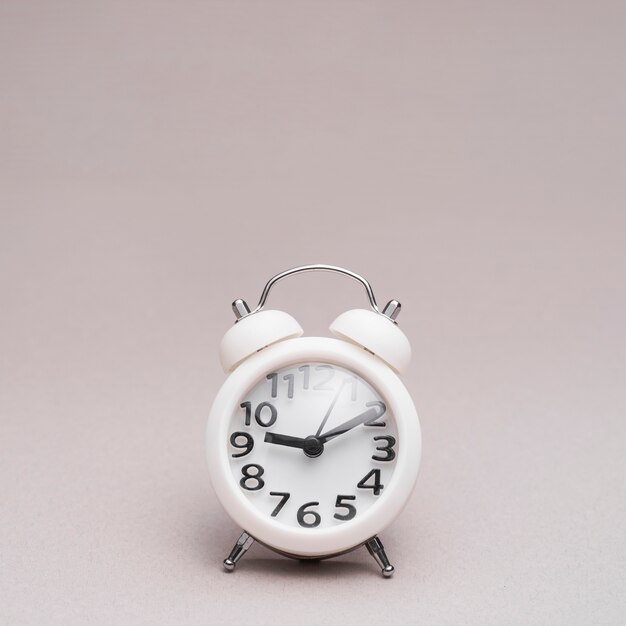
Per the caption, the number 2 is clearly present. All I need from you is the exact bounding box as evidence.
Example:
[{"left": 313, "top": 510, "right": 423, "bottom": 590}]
[{"left": 313, "top": 365, "right": 334, "bottom": 390}]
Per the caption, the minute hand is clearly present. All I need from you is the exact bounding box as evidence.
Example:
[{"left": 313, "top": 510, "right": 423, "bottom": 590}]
[{"left": 318, "top": 402, "right": 386, "bottom": 444}]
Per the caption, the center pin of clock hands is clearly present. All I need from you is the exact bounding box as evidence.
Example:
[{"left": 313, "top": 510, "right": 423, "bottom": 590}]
[
  {"left": 263, "top": 401, "right": 386, "bottom": 458},
  {"left": 263, "top": 380, "right": 345, "bottom": 457}
]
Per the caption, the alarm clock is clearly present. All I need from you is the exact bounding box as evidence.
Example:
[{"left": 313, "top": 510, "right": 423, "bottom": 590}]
[{"left": 206, "top": 265, "right": 421, "bottom": 576}]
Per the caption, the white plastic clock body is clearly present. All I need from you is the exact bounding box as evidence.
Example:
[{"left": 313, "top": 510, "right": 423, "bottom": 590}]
[{"left": 206, "top": 265, "right": 421, "bottom": 577}]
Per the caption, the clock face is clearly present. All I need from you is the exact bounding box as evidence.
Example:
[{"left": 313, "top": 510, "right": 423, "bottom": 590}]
[{"left": 227, "top": 362, "right": 398, "bottom": 531}]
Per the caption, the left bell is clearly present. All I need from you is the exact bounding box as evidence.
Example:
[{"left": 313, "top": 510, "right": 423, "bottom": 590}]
[{"left": 219, "top": 306, "right": 303, "bottom": 372}]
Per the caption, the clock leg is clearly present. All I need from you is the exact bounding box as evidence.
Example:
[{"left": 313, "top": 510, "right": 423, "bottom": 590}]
[
  {"left": 365, "top": 535, "right": 395, "bottom": 578},
  {"left": 223, "top": 531, "right": 255, "bottom": 571}
]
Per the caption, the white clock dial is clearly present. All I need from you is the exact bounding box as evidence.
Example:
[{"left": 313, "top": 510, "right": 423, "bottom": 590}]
[{"left": 227, "top": 362, "right": 398, "bottom": 530}]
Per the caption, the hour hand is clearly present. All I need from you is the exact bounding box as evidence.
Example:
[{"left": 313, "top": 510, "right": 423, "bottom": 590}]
[{"left": 264, "top": 432, "right": 307, "bottom": 449}]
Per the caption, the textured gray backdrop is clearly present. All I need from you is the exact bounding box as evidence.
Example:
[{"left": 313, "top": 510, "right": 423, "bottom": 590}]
[{"left": 1, "top": 1, "right": 625, "bottom": 625}]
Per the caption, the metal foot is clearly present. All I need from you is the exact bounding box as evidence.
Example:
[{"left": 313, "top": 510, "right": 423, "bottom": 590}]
[
  {"left": 365, "top": 535, "right": 395, "bottom": 578},
  {"left": 223, "top": 531, "right": 254, "bottom": 572}
]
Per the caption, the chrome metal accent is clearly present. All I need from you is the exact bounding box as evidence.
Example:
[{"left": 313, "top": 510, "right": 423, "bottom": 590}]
[
  {"left": 366, "top": 535, "right": 395, "bottom": 577},
  {"left": 242, "top": 535, "right": 395, "bottom": 576},
  {"left": 382, "top": 299, "right": 401, "bottom": 321},
  {"left": 232, "top": 299, "right": 251, "bottom": 320},
  {"left": 252, "top": 536, "right": 389, "bottom": 575},
  {"left": 251, "top": 264, "right": 382, "bottom": 315},
  {"left": 223, "top": 531, "right": 254, "bottom": 571}
]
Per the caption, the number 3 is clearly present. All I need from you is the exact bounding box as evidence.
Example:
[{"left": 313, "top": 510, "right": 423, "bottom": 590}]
[{"left": 372, "top": 435, "right": 396, "bottom": 462}]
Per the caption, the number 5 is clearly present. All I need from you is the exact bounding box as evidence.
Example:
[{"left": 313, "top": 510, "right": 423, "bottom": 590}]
[{"left": 333, "top": 494, "right": 357, "bottom": 521}]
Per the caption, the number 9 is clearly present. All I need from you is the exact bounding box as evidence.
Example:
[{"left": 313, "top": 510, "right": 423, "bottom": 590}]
[{"left": 230, "top": 432, "right": 254, "bottom": 458}]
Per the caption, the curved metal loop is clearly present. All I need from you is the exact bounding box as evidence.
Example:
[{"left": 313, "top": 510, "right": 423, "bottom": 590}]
[{"left": 251, "top": 264, "right": 380, "bottom": 315}]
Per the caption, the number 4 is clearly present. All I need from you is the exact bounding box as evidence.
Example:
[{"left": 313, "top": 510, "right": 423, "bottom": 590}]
[{"left": 357, "top": 469, "right": 383, "bottom": 495}]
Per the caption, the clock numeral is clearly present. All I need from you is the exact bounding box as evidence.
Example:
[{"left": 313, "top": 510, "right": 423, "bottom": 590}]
[
  {"left": 240, "top": 464, "right": 265, "bottom": 491},
  {"left": 229, "top": 431, "right": 254, "bottom": 458},
  {"left": 333, "top": 495, "right": 357, "bottom": 521},
  {"left": 312, "top": 365, "right": 334, "bottom": 390},
  {"left": 364, "top": 400, "right": 387, "bottom": 427},
  {"left": 264, "top": 365, "right": 355, "bottom": 398},
  {"left": 269, "top": 491, "right": 290, "bottom": 517},
  {"left": 266, "top": 372, "right": 278, "bottom": 398},
  {"left": 372, "top": 435, "right": 396, "bottom": 462},
  {"left": 240, "top": 401, "right": 252, "bottom": 426},
  {"left": 240, "top": 401, "right": 278, "bottom": 428},
  {"left": 265, "top": 372, "right": 297, "bottom": 399},
  {"left": 357, "top": 468, "right": 383, "bottom": 495},
  {"left": 254, "top": 401, "right": 277, "bottom": 427},
  {"left": 298, "top": 365, "right": 310, "bottom": 389},
  {"left": 282, "top": 374, "right": 294, "bottom": 399},
  {"left": 346, "top": 374, "right": 358, "bottom": 401},
  {"left": 297, "top": 502, "right": 321, "bottom": 528}
]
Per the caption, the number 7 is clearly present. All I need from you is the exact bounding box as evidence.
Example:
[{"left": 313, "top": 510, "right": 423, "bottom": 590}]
[{"left": 269, "top": 491, "right": 291, "bottom": 517}]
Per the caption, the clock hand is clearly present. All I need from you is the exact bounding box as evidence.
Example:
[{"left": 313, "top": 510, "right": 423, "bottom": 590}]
[
  {"left": 314, "top": 380, "right": 346, "bottom": 437},
  {"left": 318, "top": 401, "right": 386, "bottom": 444},
  {"left": 263, "top": 400, "right": 385, "bottom": 455},
  {"left": 265, "top": 432, "right": 324, "bottom": 457},
  {"left": 264, "top": 432, "right": 307, "bottom": 449}
]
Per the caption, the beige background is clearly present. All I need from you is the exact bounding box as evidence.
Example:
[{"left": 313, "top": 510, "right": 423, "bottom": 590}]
[{"left": 1, "top": 1, "right": 625, "bottom": 625}]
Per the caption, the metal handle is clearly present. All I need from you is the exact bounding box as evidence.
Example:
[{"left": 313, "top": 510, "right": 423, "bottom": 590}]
[{"left": 231, "top": 264, "right": 401, "bottom": 322}]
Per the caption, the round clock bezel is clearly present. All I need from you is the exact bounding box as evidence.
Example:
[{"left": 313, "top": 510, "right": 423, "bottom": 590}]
[{"left": 206, "top": 336, "right": 421, "bottom": 557}]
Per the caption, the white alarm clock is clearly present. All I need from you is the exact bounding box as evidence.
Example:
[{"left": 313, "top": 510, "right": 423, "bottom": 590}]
[{"left": 206, "top": 265, "right": 421, "bottom": 576}]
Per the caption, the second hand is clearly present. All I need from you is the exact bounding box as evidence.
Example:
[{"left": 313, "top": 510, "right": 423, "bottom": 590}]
[{"left": 314, "top": 379, "right": 346, "bottom": 437}]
